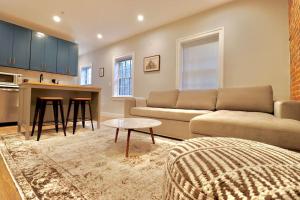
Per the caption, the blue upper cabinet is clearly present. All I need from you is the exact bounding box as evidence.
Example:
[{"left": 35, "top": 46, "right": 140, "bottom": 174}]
[
  {"left": 44, "top": 36, "right": 58, "bottom": 73},
  {"left": 0, "top": 21, "right": 14, "bottom": 66},
  {"left": 69, "top": 43, "right": 78, "bottom": 76},
  {"left": 0, "top": 20, "right": 78, "bottom": 75},
  {"left": 57, "top": 40, "right": 78, "bottom": 76},
  {"left": 57, "top": 40, "right": 69, "bottom": 74},
  {"left": 0, "top": 21, "right": 31, "bottom": 69},
  {"left": 30, "top": 31, "right": 45, "bottom": 71},
  {"left": 30, "top": 31, "right": 58, "bottom": 73},
  {"left": 11, "top": 25, "right": 31, "bottom": 69}
]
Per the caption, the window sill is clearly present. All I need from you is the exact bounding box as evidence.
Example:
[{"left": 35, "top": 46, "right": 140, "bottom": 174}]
[{"left": 112, "top": 96, "right": 134, "bottom": 101}]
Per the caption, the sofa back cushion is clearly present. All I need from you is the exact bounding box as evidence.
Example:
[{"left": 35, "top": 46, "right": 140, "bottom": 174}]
[
  {"left": 216, "top": 85, "right": 274, "bottom": 113},
  {"left": 147, "top": 90, "right": 179, "bottom": 108},
  {"left": 176, "top": 89, "right": 217, "bottom": 110}
]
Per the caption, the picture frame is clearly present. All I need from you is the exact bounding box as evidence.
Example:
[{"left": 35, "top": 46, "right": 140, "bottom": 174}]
[
  {"left": 99, "top": 67, "right": 104, "bottom": 77},
  {"left": 144, "top": 55, "right": 160, "bottom": 72}
]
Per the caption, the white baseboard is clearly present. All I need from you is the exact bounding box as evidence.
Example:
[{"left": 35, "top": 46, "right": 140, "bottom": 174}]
[{"left": 101, "top": 112, "right": 124, "bottom": 118}]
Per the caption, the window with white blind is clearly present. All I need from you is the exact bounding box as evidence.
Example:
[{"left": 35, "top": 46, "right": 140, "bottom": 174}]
[
  {"left": 177, "top": 28, "right": 224, "bottom": 90},
  {"left": 80, "top": 66, "right": 92, "bottom": 85},
  {"left": 113, "top": 54, "right": 134, "bottom": 97}
]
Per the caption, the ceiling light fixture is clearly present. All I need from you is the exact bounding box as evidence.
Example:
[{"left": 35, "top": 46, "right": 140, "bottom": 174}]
[
  {"left": 97, "top": 34, "right": 103, "bottom": 39},
  {"left": 137, "top": 14, "right": 144, "bottom": 22},
  {"left": 53, "top": 15, "right": 61, "bottom": 23},
  {"left": 36, "top": 32, "right": 45, "bottom": 38}
]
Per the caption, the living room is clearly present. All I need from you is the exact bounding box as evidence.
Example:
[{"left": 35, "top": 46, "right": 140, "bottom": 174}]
[{"left": 0, "top": 0, "right": 299, "bottom": 199}]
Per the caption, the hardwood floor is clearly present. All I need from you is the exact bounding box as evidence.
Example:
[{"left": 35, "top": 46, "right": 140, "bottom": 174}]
[
  {"left": 0, "top": 115, "right": 115, "bottom": 200},
  {"left": 0, "top": 126, "right": 22, "bottom": 200}
]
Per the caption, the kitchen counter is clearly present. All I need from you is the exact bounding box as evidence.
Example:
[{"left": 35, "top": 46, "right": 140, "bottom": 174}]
[
  {"left": 18, "top": 82, "right": 101, "bottom": 139},
  {"left": 20, "top": 82, "right": 100, "bottom": 92}
]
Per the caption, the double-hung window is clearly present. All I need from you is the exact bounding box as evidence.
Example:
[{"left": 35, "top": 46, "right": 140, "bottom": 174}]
[
  {"left": 113, "top": 55, "right": 133, "bottom": 97},
  {"left": 177, "top": 28, "right": 224, "bottom": 90},
  {"left": 80, "top": 66, "right": 92, "bottom": 85}
]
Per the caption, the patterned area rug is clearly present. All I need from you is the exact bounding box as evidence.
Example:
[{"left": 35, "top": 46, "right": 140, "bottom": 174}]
[{"left": 0, "top": 126, "right": 178, "bottom": 200}]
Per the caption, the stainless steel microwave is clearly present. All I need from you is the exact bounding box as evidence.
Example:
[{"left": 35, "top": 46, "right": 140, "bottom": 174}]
[{"left": 0, "top": 72, "right": 21, "bottom": 88}]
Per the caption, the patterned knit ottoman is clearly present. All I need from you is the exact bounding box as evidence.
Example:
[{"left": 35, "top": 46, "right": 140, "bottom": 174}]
[{"left": 163, "top": 137, "right": 300, "bottom": 200}]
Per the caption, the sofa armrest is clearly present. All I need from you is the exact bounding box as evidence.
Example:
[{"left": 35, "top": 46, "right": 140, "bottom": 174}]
[
  {"left": 124, "top": 97, "right": 147, "bottom": 118},
  {"left": 274, "top": 100, "right": 300, "bottom": 121},
  {"left": 135, "top": 97, "right": 147, "bottom": 107}
]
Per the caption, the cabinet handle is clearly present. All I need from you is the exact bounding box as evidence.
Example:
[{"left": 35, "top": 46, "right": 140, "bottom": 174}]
[
  {"left": 13, "top": 58, "right": 16, "bottom": 64},
  {"left": 8, "top": 58, "right": 12, "bottom": 64}
]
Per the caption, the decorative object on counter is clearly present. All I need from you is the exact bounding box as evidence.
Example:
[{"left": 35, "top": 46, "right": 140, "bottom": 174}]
[
  {"left": 22, "top": 79, "right": 29, "bottom": 83},
  {"left": 99, "top": 67, "right": 104, "bottom": 77},
  {"left": 144, "top": 55, "right": 160, "bottom": 72},
  {"left": 51, "top": 79, "right": 59, "bottom": 84}
]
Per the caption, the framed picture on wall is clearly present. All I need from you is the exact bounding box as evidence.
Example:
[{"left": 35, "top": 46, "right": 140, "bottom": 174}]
[
  {"left": 144, "top": 55, "right": 160, "bottom": 72},
  {"left": 99, "top": 67, "right": 104, "bottom": 77}
]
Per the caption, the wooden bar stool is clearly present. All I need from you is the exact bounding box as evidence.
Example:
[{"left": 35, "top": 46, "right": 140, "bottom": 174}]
[
  {"left": 31, "top": 97, "right": 66, "bottom": 141},
  {"left": 66, "top": 98, "right": 94, "bottom": 134}
]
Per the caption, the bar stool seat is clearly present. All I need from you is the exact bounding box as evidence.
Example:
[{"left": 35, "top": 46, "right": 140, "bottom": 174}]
[
  {"left": 66, "top": 97, "right": 94, "bottom": 134},
  {"left": 71, "top": 97, "right": 91, "bottom": 101},
  {"left": 31, "top": 97, "right": 66, "bottom": 141},
  {"left": 39, "top": 97, "right": 64, "bottom": 100}
]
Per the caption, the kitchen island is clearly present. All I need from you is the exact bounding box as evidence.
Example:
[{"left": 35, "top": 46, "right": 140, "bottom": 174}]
[{"left": 18, "top": 82, "right": 101, "bottom": 139}]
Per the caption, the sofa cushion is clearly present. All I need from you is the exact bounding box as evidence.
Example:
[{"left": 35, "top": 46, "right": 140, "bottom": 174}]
[
  {"left": 147, "top": 90, "right": 179, "bottom": 108},
  {"left": 131, "top": 107, "right": 212, "bottom": 122},
  {"left": 216, "top": 85, "right": 274, "bottom": 113},
  {"left": 176, "top": 89, "right": 217, "bottom": 111},
  {"left": 190, "top": 110, "right": 300, "bottom": 150}
]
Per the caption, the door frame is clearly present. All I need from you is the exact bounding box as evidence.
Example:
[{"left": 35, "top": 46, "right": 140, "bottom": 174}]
[{"left": 175, "top": 27, "right": 224, "bottom": 89}]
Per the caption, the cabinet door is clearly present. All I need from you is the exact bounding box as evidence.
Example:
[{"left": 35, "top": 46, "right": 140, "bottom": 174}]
[
  {"left": 44, "top": 36, "right": 58, "bottom": 73},
  {"left": 69, "top": 43, "right": 78, "bottom": 76},
  {"left": 30, "top": 31, "right": 45, "bottom": 71},
  {"left": 57, "top": 40, "right": 69, "bottom": 74},
  {"left": 12, "top": 25, "right": 31, "bottom": 69},
  {"left": 0, "top": 21, "right": 13, "bottom": 66}
]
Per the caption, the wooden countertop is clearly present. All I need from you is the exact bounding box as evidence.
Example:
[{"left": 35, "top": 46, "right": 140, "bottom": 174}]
[{"left": 19, "top": 82, "right": 101, "bottom": 92}]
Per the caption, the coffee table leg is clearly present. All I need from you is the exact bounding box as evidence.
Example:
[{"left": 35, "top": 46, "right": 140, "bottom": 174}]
[
  {"left": 115, "top": 128, "right": 119, "bottom": 143},
  {"left": 126, "top": 129, "right": 131, "bottom": 157},
  {"left": 150, "top": 128, "right": 155, "bottom": 144}
]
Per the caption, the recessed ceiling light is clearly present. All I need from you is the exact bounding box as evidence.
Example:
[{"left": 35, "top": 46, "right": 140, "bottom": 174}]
[
  {"left": 97, "top": 34, "right": 103, "bottom": 39},
  {"left": 53, "top": 15, "right": 61, "bottom": 23},
  {"left": 137, "top": 14, "right": 144, "bottom": 22},
  {"left": 36, "top": 32, "right": 45, "bottom": 38}
]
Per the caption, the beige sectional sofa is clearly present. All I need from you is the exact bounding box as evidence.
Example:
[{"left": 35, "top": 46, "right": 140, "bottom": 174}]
[{"left": 124, "top": 86, "right": 300, "bottom": 151}]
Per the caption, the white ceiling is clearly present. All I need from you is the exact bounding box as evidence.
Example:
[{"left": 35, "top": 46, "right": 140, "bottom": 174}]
[{"left": 0, "top": 0, "right": 232, "bottom": 55}]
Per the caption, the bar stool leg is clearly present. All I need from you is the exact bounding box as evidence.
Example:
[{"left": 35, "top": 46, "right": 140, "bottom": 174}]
[
  {"left": 66, "top": 99, "right": 72, "bottom": 128},
  {"left": 73, "top": 101, "right": 80, "bottom": 134},
  {"left": 53, "top": 100, "right": 59, "bottom": 133},
  {"left": 37, "top": 100, "right": 46, "bottom": 141},
  {"left": 88, "top": 101, "right": 94, "bottom": 131},
  {"left": 31, "top": 98, "right": 40, "bottom": 136},
  {"left": 58, "top": 100, "right": 66, "bottom": 136},
  {"left": 81, "top": 100, "right": 86, "bottom": 128}
]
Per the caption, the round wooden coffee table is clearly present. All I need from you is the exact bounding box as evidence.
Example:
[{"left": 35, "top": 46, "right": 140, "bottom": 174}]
[{"left": 102, "top": 118, "right": 162, "bottom": 157}]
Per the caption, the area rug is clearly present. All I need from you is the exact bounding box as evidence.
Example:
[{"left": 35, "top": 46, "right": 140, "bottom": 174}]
[{"left": 0, "top": 126, "right": 178, "bottom": 200}]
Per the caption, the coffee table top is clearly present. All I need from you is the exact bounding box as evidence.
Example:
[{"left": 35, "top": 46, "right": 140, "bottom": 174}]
[{"left": 102, "top": 118, "right": 161, "bottom": 129}]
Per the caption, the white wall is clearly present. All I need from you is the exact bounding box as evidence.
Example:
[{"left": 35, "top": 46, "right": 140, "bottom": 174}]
[{"left": 80, "top": 0, "right": 290, "bottom": 115}]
